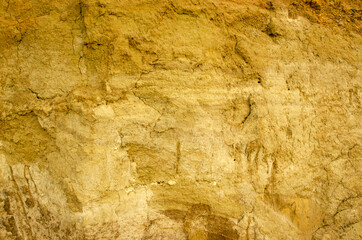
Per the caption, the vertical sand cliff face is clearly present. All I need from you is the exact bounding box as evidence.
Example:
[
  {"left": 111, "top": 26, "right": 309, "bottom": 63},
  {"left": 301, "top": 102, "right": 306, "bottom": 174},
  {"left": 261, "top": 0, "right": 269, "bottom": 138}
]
[{"left": 0, "top": 0, "right": 361, "bottom": 239}]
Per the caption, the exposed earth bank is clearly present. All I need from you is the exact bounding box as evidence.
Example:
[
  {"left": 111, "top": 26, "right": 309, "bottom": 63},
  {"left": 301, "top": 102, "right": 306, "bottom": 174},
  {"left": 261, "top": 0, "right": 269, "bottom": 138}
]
[{"left": 0, "top": 0, "right": 361, "bottom": 239}]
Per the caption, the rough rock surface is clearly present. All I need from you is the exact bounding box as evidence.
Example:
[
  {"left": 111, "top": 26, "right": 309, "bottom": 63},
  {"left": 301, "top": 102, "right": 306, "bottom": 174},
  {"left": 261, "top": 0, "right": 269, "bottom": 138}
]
[{"left": 0, "top": 0, "right": 361, "bottom": 239}]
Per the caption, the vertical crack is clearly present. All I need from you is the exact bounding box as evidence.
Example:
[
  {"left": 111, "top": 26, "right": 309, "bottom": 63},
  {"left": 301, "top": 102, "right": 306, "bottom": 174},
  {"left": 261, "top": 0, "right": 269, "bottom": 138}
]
[
  {"left": 77, "top": 0, "right": 88, "bottom": 78},
  {"left": 241, "top": 97, "right": 252, "bottom": 125},
  {"left": 15, "top": 21, "right": 24, "bottom": 75},
  {"left": 9, "top": 165, "right": 34, "bottom": 240},
  {"left": 176, "top": 141, "right": 181, "bottom": 174},
  {"left": 26, "top": 166, "right": 38, "bottom": 194},
  {"left": 6, "top": 0, "right": 10, "bottom": 11}
]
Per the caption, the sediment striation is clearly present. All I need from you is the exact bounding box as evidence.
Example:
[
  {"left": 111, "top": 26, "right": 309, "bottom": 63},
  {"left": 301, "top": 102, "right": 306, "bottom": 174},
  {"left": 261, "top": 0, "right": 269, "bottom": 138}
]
[{"left": 0, "top": 0, "right": 361, "bottom": 239}]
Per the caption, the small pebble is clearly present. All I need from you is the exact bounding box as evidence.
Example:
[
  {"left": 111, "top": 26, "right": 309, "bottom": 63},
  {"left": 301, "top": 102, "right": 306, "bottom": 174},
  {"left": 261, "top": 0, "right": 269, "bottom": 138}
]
[{"left": 168, "top": 180, "right": 176, "bottom": 185}]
